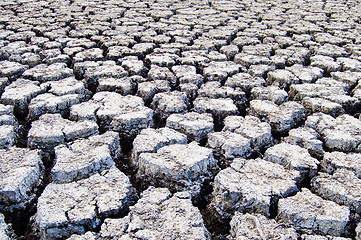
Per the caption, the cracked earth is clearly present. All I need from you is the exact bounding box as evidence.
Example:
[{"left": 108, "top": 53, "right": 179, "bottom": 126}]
[{"left": 1, "top": 0, "right": 361, "bottom": 239}]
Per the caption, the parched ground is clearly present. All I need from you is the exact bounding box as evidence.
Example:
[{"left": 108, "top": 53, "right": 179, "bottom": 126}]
[{"left": 1, "top": 0, "right": 361, "bottom": 239}]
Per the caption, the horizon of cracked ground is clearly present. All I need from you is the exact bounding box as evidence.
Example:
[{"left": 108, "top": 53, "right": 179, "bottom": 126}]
[{"left": 1, "top": 0, "right": 361, "bottom": 239}]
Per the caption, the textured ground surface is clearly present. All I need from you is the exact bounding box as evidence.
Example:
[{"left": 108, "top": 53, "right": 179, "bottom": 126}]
[{"left": 0, "top": 0, "right": 361, "bottom": 239}]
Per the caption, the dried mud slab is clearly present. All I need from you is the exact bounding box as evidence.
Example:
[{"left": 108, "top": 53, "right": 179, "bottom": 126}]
[
  {"left": 90, "top": 92, "right": 153, "bottom": 144},
  {"left": 0, "top": 147, "right": 43, "bottom": 211},
  {"left": 22, "top": 63, "right": 74, "bottom": 82},
  {"left": 193, "top": 97, "right": 239, "bottom": 125},
  {"left": 0, "top": 125, "right": 15, "bottom": 149},
  {"left": 166, "top": 112, "right": 214, "bottom": 143},
  {"left": 0, "top": 213, "right": 15, "bottom": 240},
  {"left": 249, "top": 100, "right": 305, "bottom": 134},
  {"left": 264, "top": 143, "right": 319, "bottom": 182},
  {"left": 51, "top": 131, "right": 120, "bottom": 183},
  {"left": 96, "top": 77, "right": 136, "bottom": 95},
  {"left": 211, "top": 158, "right": 299, "bottom": 218},
  {"left": 131, "top": 127, "right": 187, "bottom": 166},
  {"left": 1, "top": 79, "right": 45, "bottom": 118},
  {"left": 69, "top": 187, "right": 210, "bottom": 240},
  {"left": 34, "top": 167, "right": 135, "bottom": 240},
  {"left": 27, "top": 114, "right": 98, "bottom": 150},
  {"left": 266, "top": 69, "right": 300, "bottom": 89},
  {"left": 250, "top": 85, "right": 288, "bottom": 105},
  {"left": 311, "top": 169, "right": 361, "bottom": 213},
  {"left": 28, "top": 93, "right": 81, "bottom": 120},
  {"left": 136, "top": 80, "right": 171, "bottom": 105},
  {"left": 0, "top": 104, "right": 17, "bottom": 149},
  {"left": 137, "top": 143, "right": 218, "bottom": 198},
  {"left": 290, "top": 82, "right": 359, "bottom": 116},
  {"left": 306, "top": 113, "right": 361, "bottom": 152},
  {"left": 41, "top": 77, "right": 90, "bottom": 100},
  {"left": 225, "top": 72, "right": 265, "bottom": 94},
  {"left": 229, "top": 212, "right": 299, "bottom": 240},
  {"left": 103, "top": 187, "right": 210, "bottom": 239},
  {"left": 277, "top": 188, "right": 350, "bottom": 237},
  {"left": 285, "top": 127, "right": 324, "bottom": 159},
  {"left": 151, "top": 91, "right": 190, "bottom": 126},
  {"left": 0, "top": 61, "right": 28, "bottom": 79},
  {"left": 223, "top": 115, "right": 273, "bottom": 152},
  {"left": 207, "top": 131, "right": 252, "bottom": 160},
  {"left": 197, "top": 81, "right": 247, "bottom": 111},
  {"left": 321, "top": 151, "right": 361, "bottom": 178}
]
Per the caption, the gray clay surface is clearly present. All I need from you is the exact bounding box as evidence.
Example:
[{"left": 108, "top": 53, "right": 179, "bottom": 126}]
[{"left": 0, "top": 0, "right": 361, "bottom": 239}]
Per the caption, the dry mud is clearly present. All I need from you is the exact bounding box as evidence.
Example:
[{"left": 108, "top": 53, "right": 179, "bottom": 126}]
[{"left": 1, "top": 0, "right": 361, "bottom": 239}]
